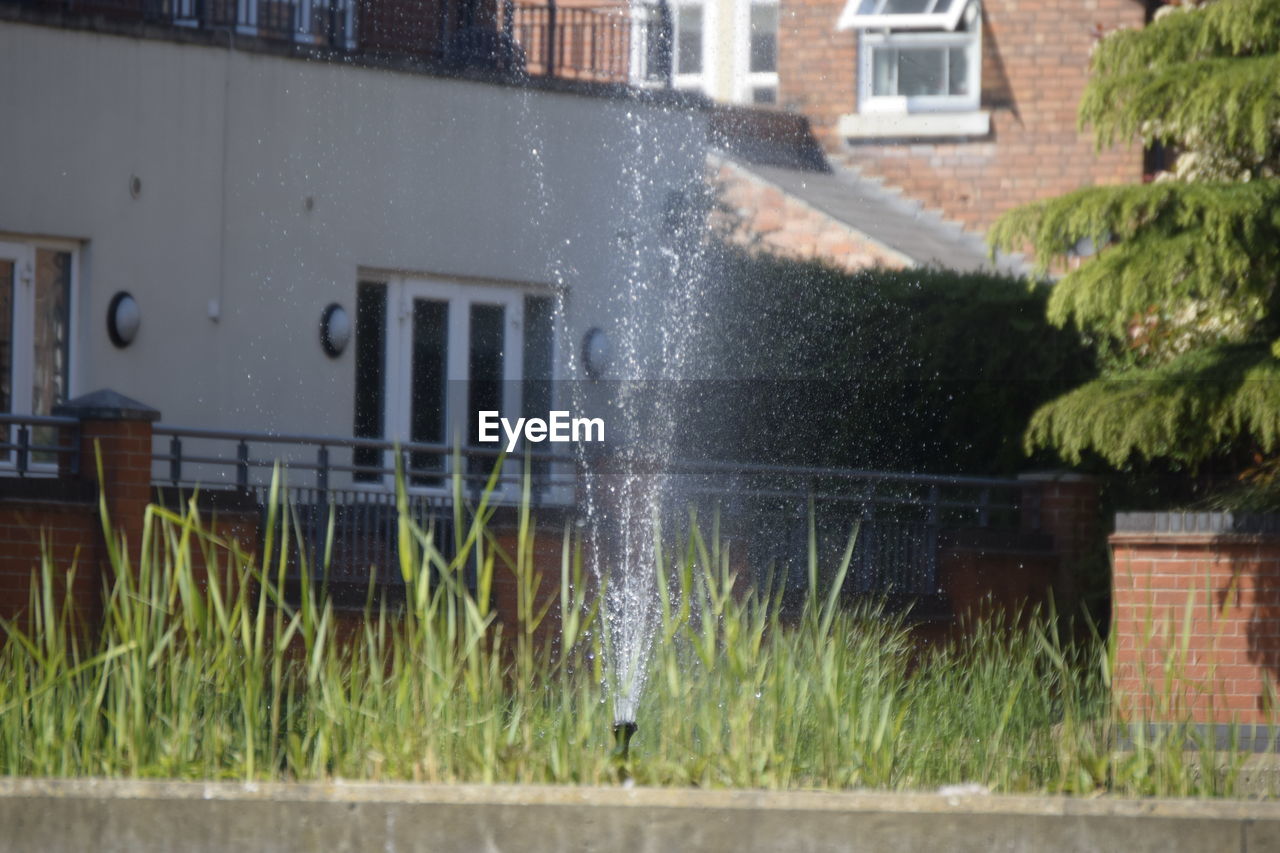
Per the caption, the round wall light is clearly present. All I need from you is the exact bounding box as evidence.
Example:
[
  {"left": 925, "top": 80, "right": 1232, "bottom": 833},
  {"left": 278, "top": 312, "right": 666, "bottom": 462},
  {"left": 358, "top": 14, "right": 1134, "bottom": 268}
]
[
  {"left": 107, "top": 291, "right": 141, "bottom": 348},
  {"left": 581, "top": 327, "right": 610, "bottom": 379},
  {"left": 320, "top": 303, "right": 351, "bottom": 358}
]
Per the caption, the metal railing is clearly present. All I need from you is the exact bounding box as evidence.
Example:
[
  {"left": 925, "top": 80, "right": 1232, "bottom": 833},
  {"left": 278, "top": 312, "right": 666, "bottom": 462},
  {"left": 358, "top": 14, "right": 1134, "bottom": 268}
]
[
  {"left": 0, "top": 414, "right": 80, "bottom": 477},
  {"left": 509, "top": 1, "right": 670, "bottom": 84},
  {"left": 660, "top": 459, "right": 1035, "bottom": 602},
  {"left": 151, "top": 423, "right": 578, "bottom": 497},
  {"left": 13, "top": 0, "right": 356, "bottom": 47},
  {"left": 0, "top": 412, "right": 1035, "bottom": 606},
  {"left": 150, "top": 425, "right": 576, "bottom": 602},
  {"left": 7, "top": 0, "right": 674, "bottom": 85},
  {"left": 146, "top": 425, "right": 1034, "bottom": 603}
]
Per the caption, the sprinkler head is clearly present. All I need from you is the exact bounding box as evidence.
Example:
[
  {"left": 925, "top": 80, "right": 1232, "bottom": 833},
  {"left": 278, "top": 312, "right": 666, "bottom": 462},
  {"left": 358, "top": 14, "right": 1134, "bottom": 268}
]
[{"left": 611, "top": 721, "right": 638, "bottom": 763}]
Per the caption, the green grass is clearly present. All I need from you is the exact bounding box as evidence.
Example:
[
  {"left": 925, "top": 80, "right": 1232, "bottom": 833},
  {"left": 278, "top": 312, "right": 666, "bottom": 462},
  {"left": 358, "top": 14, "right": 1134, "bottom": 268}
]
[{"left": 0, "top": 464, "right": 1266, "bottom": 796}]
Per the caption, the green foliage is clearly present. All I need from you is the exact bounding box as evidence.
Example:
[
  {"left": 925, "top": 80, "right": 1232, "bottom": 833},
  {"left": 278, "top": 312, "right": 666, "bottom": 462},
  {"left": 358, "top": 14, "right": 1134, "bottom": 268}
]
[
  {"left": 1026, "top": 343, "right": 1280, "bottom": 466},
  {"left": 688, "top": 246, "right": 1092, "bottom": 474},
  {"left": 990, "top": 0, "right": 1280, "bottom": 471}
]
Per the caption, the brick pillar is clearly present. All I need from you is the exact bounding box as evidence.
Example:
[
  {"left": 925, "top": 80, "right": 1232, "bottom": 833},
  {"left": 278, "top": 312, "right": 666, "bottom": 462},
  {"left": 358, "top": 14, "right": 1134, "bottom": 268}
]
[
  {"left": 53, "top": 389, "right": 160, "bottom": 571},
  {"left": 1018, "top": 471, "right": 1102, "bottom": 615}
]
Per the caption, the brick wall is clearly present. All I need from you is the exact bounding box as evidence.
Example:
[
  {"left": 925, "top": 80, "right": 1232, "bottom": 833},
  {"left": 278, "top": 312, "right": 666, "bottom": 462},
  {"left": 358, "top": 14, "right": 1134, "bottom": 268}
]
[
  {"left": 0, "top": 498, "right": 101, "bottom": 631},
  {"left": 1111, "top": 522, "right": 1280, "bottom": 727},
  {"left": 777, "top": 0, "right": 1146, "bottom": 231}
]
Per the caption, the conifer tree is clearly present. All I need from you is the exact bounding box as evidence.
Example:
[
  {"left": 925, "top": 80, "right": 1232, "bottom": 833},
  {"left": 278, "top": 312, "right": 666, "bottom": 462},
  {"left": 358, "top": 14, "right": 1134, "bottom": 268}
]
[{"left": 989, "top": 0, "right": 1280, "bottom": 470}]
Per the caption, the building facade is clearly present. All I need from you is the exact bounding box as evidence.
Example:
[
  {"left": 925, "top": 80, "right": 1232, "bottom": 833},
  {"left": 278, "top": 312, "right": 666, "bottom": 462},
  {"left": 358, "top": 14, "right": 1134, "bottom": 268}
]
[
  {"left": 0, "top": 6, "right": 707, "bottom": 490},
  {"left": 777, "top": 0, "right": 1149, "bottom": 230}
]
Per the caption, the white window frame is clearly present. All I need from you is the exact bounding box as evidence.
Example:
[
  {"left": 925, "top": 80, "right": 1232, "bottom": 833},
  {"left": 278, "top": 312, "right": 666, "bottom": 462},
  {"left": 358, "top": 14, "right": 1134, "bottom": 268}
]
[
  {"left": 838, "top": 0, "right": 969, "bottom": 33},
  {"left": 839, "top": 0, "right": 982, "bottom": 116},
  {"left": 858, "top": 28, "right": 981, "bottom": 114},
  {"left": 0, "top": 237, "right": 79, "bottom": 474},
  {"left": 671, "top": 0, "right": 716, "bottom": 95},
  {"left": 738, "top": 0, "right": 780, "bottom": 105}
]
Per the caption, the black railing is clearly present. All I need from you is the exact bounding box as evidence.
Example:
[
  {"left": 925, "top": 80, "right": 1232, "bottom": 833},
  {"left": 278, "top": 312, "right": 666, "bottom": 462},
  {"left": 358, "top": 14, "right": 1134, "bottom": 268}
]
[
  {"left": 151, "top": 424, "right": 577, "bottom": 499},
  {"left": 7, "top": 0, "right": 674, "bottom": 85},
  {"left": 13, "top": 0, "right": 356, "bottom": 46},
  {"left": 661, "top": 459, "right": 1035, "bottom": 602},
  {"left": 0, "top": 414, "right": 80, "bottom": 477},
  {"left": 145, "top": 425, "right": 1035, "bottom": 603}
]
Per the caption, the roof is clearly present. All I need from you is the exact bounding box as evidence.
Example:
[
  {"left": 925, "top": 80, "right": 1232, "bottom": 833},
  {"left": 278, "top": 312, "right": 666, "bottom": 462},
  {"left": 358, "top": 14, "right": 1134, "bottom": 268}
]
[{"left": 717, "top": 153, "right": 1032, "bottom": 277}]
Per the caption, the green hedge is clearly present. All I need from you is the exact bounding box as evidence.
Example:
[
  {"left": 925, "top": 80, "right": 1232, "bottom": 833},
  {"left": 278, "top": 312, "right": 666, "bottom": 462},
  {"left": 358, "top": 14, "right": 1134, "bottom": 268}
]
[{"left": 678, "top": 247, "right": 1095, "bottom": 476}]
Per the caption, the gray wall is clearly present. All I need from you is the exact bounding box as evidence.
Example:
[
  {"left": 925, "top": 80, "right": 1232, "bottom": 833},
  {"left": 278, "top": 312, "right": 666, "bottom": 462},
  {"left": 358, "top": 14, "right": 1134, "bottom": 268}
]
[
  {"left": 2, "top": 778, "right": 1279, "bottom": 853},
  {"left": 0, "top": 20, "right": 708, "bottom": 448}
]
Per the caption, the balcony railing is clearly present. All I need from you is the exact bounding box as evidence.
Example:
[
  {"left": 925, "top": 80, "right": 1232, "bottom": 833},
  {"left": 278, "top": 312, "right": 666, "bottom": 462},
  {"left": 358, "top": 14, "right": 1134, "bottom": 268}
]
[{"left": 7, "top": 0, "right": 675, "bottom": 86}]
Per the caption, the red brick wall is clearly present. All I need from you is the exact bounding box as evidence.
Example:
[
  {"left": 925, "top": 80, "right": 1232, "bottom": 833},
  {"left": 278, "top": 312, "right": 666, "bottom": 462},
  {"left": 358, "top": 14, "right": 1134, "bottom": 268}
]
[
  {"left": 938, "top": 541, "right": 1059, "bottom": 626},
  {"left": 0, "top": 500, "right": 101, "bottom": 631},
  {"left": 777, "top": 0, "right": 1146, "bottom": 231},
  {"left": 1111, "top": 533, "right": 1280, "bottom": 726}
]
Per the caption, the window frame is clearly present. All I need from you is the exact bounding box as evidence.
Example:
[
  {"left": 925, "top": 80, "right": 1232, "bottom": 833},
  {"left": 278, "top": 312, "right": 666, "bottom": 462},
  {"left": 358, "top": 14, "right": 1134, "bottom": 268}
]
[
  {"left": 739, "top": 0, "right": 780, "bottom": 105},
  {"left": 0, "top": 236, "right": 80, "bottom": 475},
  {"left": 857, "top": 27, "right": 981, "bottom": 114},
  {"left": 838, "top": 0, "right": 969, "bottom": 33},
  {"left": 671, "top": 0, "right": 714, "bottom": 93}
]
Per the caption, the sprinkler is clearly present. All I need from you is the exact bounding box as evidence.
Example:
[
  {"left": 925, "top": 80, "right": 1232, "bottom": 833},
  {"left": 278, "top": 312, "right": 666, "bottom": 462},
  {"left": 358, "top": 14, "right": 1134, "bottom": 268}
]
[{"left": 611, "top": 720, "right": 638, "bottom": 764}]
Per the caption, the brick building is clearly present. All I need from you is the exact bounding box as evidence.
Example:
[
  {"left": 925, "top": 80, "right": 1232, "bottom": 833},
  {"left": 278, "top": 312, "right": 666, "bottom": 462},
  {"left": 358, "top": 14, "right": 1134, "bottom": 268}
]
[{"left": 697, "top": 0, "right": 1154, "bottom": 269}]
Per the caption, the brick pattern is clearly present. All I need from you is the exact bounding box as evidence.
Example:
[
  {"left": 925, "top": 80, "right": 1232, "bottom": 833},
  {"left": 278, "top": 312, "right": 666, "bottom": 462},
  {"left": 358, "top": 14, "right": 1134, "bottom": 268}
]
[
  {"left": 712, "top": 158, "right": 910, "bottom": 271},
  {"left": 1111, "top": 534, "right": 1280, "bottom": 725},
  {"left": 937, "top": 545, "right": 1059, "bottom": 627},
  {"left": 777, "top": 0, "right": 1146, "bottom": 231},
  {"left": 0, "top": 502, "right": 101, "bottom": 630}
]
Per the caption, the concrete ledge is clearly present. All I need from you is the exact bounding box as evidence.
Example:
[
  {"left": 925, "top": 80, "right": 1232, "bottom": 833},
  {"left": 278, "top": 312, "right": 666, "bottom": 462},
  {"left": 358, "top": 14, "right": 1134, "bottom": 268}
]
[{"left": 1, "top": 778, "right": 1278, "bottom": 852}]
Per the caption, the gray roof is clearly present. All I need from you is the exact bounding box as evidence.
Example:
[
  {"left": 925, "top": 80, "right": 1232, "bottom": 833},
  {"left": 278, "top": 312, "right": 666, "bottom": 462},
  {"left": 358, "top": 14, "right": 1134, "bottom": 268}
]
[{"left": 720, "top": 153, "right": 1032, "bottom": 277}]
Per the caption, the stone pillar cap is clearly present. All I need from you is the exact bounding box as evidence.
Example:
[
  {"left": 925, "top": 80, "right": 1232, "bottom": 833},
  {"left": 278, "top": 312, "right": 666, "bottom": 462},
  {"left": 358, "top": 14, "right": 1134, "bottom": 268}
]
[{"left": 53, "top": 389, "right": 161, "bottom": 422}]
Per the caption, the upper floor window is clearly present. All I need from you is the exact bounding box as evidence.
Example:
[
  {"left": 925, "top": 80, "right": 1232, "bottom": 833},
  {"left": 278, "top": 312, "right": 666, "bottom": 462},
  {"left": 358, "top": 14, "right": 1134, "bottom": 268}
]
[
  {"left": 674, "top": 0, "right": 707, "bottom": 85},
  {"left": 746, "top": 0, "right": 779, "bottom": 104},
  {"left": 839, "top": 0, "right": 981, "bottom": 114}
]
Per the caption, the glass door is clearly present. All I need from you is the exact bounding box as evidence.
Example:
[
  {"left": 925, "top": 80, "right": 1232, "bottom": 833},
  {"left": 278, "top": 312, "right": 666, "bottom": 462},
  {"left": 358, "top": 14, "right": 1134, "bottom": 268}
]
[{"left": 386, "top": 279, "right": 525, "bottom": 493}]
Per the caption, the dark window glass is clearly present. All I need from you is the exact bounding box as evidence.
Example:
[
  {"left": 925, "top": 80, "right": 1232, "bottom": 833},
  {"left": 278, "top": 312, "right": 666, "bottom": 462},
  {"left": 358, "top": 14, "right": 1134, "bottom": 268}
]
[
  {"left": 0, "top": 260, "right": 12, "bottom": 416},
  {"left": 467, "top": 304, "right": 505, "bottom": 480},
  {"left": 948, "top": 44, "right": 969, "bottom": 95},
  {"left": 897, "top": 45, "right": 946, "bottom": 96},
  {"left": 677, "top": 6, "right": 703, "bottom": 75},
  {"left": 750, "top": 4, "right": 777, "bottom": 73},
  {"left": 752, "top": 85, "right": 778, "bottom": 104},
  {"left": 353, "top": 282, "right": 386, "bottom": 482},
  {"left": 409, "top": 299, "right": 449, "bottom": 486},
  {"left": 882, "top": 0, "right": 931, "bottom": 12},
  {"left": 523, "top": 295, "right": 555, "bottom": 483}
]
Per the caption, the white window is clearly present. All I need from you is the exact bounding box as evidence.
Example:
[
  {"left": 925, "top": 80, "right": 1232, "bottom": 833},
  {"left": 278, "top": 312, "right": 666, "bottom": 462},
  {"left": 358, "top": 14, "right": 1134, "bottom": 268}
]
[
  {"left": 352, "top": 276, "right": 558, "bottom": 495},
  {"left": 0, "top": 239, "right": 76, "bottom": 469},
  {"left": 744, "top": 0, "right": 779, "bottom": 104},
  {"left": 673, "top": 0, "right": 709, "bottom": 91},
  {"left": 838, "top": 0, "right": 982, "bottom": 115}
]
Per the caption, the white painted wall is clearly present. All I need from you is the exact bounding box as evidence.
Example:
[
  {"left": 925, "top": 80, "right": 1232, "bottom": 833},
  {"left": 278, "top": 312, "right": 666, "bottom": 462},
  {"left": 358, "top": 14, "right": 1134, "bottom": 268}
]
[{"left": 0, "top": 20, "right": 708, "bottom": 458}]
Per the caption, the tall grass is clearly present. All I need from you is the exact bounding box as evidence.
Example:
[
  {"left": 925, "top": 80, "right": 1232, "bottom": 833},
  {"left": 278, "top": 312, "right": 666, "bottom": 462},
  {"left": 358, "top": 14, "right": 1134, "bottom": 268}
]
[{"left": 0, "top": 465, "right": 1264, "bottom": 795}]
